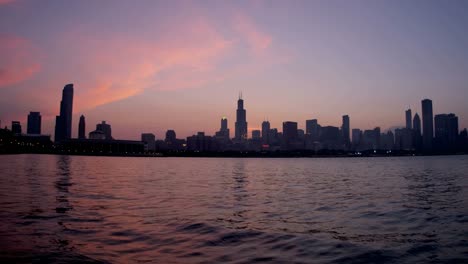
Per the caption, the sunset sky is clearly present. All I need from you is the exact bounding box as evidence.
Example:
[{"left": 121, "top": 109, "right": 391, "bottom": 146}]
[{"left": 1, "top": 0, "right": 467, "bottom": 139}]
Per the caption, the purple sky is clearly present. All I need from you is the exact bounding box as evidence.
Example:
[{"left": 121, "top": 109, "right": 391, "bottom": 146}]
[{"left": 1, "top": 0, "right": 467, "bottom": 139}]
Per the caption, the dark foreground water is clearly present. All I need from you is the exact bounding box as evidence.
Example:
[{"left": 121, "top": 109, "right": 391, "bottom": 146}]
[{"left": 0, "top": 155, "right": 467, "bottom": 263}]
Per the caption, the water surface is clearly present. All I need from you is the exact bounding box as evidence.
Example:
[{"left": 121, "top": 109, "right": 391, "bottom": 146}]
[{"left": 0, "top": 155, "right": 467, "bottom": 263}]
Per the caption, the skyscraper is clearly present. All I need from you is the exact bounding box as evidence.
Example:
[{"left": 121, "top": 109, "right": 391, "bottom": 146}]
[
  {"left": 11, "top": 121, "right": 22, "bottom": 134},
  {"left": 78, "top": 115, "right": 86, "bottom": 139},
  {"left": 342, "top": 115, "right": 350, "bottom": 146},
  {"left": 215, "top": 117, "right": 230, "bottom": 141},
  {"left": 413, "top": 113, "right": 421, "bottom": 135},
  {"left": 235, "top": 93, "right": 247, "bottom": 141},
  {"left": 306, "top": 119, "right": 320, "bottom": 141},
  {"left": 261, "top": 120, "right": 270, "bottom": 144},
  {"left": 405, "top": 109, "right": 412, "bottom": 130},
  {"left": 27, "top": 112, "right": 41, "bottom": 134},
  {"left": 54, "top": 84, "right": 74, "bottom": 142},
  {"left": 434, "top": 113, "right": 458, "bottom": 150},
  {"left": 282, "top": 121, "right": 298, "bottom": 150},
  {"left": 252, "top": 130, "right": 261, "bottom": 140},
  {"left": 421, "top": 99, "right": 433, "bottom": 151}
]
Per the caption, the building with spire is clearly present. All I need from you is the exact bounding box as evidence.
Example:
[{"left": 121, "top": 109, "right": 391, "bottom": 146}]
[{"left": 234, "top": 92, "right": 248, "bottom": 141}]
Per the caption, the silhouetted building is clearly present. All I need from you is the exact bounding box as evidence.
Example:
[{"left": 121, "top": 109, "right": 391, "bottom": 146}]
[
  {"left": 187, "top": 132, "right": 216, "bottom": 152},
  {"left": 141, "top": 133, "right": 156, "bottom": 151},
  {"left": 352, "top": 129, "right": 362, "bottom": 147},
  {"left": 89, "top": 130, "right": 105, "bottom": 140},
  {"left": 11, "top": 121, "right": 22, "bottom": 134},
  {"left": 61, "top": 139, "right": 144, "bottom": 154},
  {"left": 261, "top": 121, "right": 270, "bottom": 144},
  {"left": 164, "top": 130, "right": 184, "bottom": 151},
  {"left": 342, "top": 115, "right": 350, "bottom": 147},
  {"left": 320, "top": 126, "right": 341, "bottom": 150},
  {"left": 380, "top": 131, "right": 394, "bottom": 150},
  {"left": 422, "top": 99, "right": 433, "bottom": 151},
  {"left": 395, "top": 128, "right": 413, "bottom": 150},
  {"left": 27, "top": 112, "right": 41, "bottom": 134},
  {"left": 55, "top": 84, "right": 74, "bottom": 142},
  {"left": 235, "top": 93, "right": 248, "bottom": 141},
  {"left": 405, "top": 109, "right": 412, "bottom": 130},
  {"left": 252, "top": 130, "right": 261, "bottom": 140},
  {"left": 361, "top": 128, "right": 380, "bottom": 150},
  {"left": 434, "top": 113, "right": 458, "bottom": 151},
  {"left": 282, "top": 121, "right": 298, "bottom": 150},
  {"left": 268, "top": 128, "right": 279, "bottom": 147},
  {"left": 412, "top": 113, "right": 422, "bottom": 150},
  {"left": 215, "top": 117, "right": 230, "bottom": 142},
  {"left": 78, "top": 115, "right": 86, "bottom": 139},
  {"left": 306, "top": 119, "right": 320, "bottom": 141},
  {"left": 96, "top": 121, "right": 112, "bottom": 140}
]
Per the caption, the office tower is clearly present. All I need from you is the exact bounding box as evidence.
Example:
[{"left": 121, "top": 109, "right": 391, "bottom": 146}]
[
  {"left": 218, "top": 117, "right": 230, "bottom": 138},
  {"left": 27, "top": 112, "right": 41, "bottom": 134},
  {"left": 352, "top": 129, "right": 362, "bottom": 146},
  {"left": 306, "top": 119, "right": 320, "bottom": 141},
  {"left": 78, "top": 115, "right": 86, "bottom": 139},
  {"left": 141, "top": 133, "right": 156, "bottom": 151},
  {"left": 405, "top": 109, "right": 412, "bottom": 130},
  {"left": 165, "top": 130, "right": 176, "bottom": 144},
  {"left": 96, "top": 121, "right": 112, "bottom": 140},
  {"left": 282, "top": 121, "right": 298, "bottom": 150},
  {"left": 342, "top": 115, "right": 350, "bottom": 146},
  {"left": 412, "top": 113, "right": 422, "bottom": 150},
  {"left": 421, "top": 99, "right": 433, "bottom": 150},
  {"left": 413, "top": 113, "right": 421, "bottom": 135},
  {"left": 11, "top": 121, "right": 22, "bottom": 134},
  {"left": 434, "top": 113, "right": 458, "bottom": 150},
  {"left": 54, "top": 84, "right": 74, "bottom": 142},
  {"left": 252, "top": 130, "right": 261, "bottom": 140},
  {"left": 261, "top": 121, "right": 270, "bottom": 144},
  {"left": 234, "top": 93, "right": 248, "bottom": 140}
]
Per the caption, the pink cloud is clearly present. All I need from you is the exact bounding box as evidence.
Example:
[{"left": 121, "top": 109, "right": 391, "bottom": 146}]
[
  {"left": 0, "top": 0, "right": 15, "bottom": 5},
  {"left": 232, "top": 13, "right": 272, "bottom": 56},
  {"left": 0, "top": 35, "right": 41, "bottom": 88}
]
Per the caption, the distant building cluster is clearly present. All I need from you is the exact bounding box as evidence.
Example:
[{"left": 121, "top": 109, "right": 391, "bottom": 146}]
[{"left": 1, "top": 84, "right": 467, "bottom": 155}]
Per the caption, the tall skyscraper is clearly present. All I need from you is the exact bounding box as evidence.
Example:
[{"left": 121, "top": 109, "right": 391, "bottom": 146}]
[
  {"left": 27, "top": 112, "right": 41, "bottom": 134},
  {"left": 54, "top": 84, "right": 74, "bottom": 142},
  {"left": 261, "top": 121, "right": 270, "bottom": 144},
  {"left": 405, "top": 108, "right": 412, "bottom": 130},
  {"left": 78, "top": 115, "right": 86, "bottom": 139},
  {"left": 11, "top": 121, "right": 22, "bottom": 134},
  {"left": 421, "top": 99, "right": 433, "bottom": 150},
  {"left": 342, "top": 115, "right": 350, "bottom": 146},
  {"left": 413, "top": 113, "right": 421, "bottom": 135},
  {"left": 235, "top": 93, "right": 247, "bottom": 141}
]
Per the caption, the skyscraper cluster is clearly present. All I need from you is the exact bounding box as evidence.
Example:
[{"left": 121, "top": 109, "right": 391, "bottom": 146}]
[{"left": 2, "top": 84, "right": 467, "bottom": 155}]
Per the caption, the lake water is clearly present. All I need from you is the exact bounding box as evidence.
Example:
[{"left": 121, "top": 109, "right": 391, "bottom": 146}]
[{"left": 0, "top": 154, "right": 467, "bottom": 263}]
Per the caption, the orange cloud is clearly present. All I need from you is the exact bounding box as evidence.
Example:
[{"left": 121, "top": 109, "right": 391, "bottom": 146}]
[{"left": 0, "top": 35, "right": 41, "bottom": 88}]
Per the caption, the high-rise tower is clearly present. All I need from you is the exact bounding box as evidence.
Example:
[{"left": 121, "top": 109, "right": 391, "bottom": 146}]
[
  {"left": 27, "top": 112, "right": 41, "bottom": 134},
  {"left": 54, "top": 84, "right": 74, "bottom": 142},
  {"left": 421, "top": 99, "right": 433, "bottom": 151},
  {"left": 342, "top": 115, "right": 350, "bottom": 146},
  {"left": 78, "top": 115, "right": 86, "bottom": 139},
  {"left": 235, "top": 93, "right": 248, "bottom": 141},
  {"left": 405, "top": 109, "right": 412, "bottom": 130}
]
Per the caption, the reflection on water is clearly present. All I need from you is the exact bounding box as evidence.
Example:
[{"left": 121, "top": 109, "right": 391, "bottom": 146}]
[{"left": 0, "top": 155, "right": 468, "bottom": 263}]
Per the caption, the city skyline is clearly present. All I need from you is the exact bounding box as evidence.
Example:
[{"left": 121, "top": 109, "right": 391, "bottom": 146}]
[{"left": 1, "top": 1, "right": 468, "bottom": 139}]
